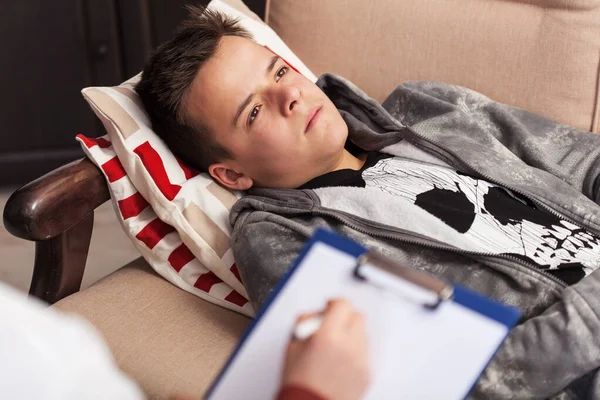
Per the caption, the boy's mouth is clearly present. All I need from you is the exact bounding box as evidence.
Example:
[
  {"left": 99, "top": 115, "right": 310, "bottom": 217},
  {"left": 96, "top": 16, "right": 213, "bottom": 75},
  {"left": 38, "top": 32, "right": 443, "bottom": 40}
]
[{"left": 305, "top": 106, "right": 322, "bottom": 133}]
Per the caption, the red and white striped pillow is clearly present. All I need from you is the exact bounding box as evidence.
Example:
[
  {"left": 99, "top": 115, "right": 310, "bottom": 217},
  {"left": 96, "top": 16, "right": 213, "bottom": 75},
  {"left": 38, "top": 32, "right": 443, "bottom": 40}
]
[
  {"left": 77, "top": 0, "right": 316, "bottom": 316},
  {"left": 77, "top": 117, "right": 251, "bottom": 315}
]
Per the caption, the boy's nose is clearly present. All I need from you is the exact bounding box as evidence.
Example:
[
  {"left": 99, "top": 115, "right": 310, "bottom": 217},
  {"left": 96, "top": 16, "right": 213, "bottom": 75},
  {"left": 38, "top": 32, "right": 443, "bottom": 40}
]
[{"left": 280, "top": 85, "right": 301, "bottom": 117}]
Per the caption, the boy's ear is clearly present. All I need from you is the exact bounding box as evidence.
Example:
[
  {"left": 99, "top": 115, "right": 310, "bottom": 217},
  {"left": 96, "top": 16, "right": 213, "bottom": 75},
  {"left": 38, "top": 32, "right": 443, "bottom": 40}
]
[{"left": 208, "top": 163, "right": 253, "bottom": 191}]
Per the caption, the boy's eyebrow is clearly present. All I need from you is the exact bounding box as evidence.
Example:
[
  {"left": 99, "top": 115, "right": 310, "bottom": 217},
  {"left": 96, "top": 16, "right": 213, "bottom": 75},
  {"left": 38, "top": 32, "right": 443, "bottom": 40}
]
[{"left": 233, "top": 55, "right": 281, "bottom": 128}]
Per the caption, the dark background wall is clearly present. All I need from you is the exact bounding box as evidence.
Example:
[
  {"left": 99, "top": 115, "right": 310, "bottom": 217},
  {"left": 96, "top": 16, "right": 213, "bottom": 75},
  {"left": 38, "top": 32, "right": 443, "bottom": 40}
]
[{"left": 0, "top": 0, "right": 266, "bottom": 186}]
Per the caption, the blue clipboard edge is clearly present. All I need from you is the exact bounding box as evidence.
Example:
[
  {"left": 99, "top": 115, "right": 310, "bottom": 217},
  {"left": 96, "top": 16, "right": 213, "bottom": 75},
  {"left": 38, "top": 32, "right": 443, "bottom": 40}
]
[
  {"left": 205, "top": 227, "right": 521, "bottom": 398},
  {"left": 453, "top": 284, "right": 520, "bottom": 328},
  {"left": 204, "top": 228, "right": 354, "bottom": 398}
]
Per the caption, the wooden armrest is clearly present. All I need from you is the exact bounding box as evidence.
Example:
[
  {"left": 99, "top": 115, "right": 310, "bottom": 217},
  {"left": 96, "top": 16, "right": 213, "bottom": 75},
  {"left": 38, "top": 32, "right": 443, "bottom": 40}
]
[
  {"left": 4, "top": 158, "right": 109, "bottom": 241},
  {"left": 3, "top": 158, "right": 111, "bottom": 303}
]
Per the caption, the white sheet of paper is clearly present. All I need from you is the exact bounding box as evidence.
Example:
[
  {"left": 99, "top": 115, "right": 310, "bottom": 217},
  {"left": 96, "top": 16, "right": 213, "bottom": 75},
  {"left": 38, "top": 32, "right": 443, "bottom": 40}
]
[{"left": 208, "top": 242, "right": 509, "bottom": 400}]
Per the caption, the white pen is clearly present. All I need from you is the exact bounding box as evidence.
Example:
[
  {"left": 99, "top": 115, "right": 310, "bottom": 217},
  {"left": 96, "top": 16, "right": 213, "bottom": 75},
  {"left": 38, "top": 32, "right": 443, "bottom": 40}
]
[{"left": 293, "top": 316, "right": 323, "bottom": 341}]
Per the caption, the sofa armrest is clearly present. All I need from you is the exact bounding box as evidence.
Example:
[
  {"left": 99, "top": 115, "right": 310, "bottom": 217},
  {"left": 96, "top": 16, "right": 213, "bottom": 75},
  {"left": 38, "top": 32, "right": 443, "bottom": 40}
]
[
  {"left": 4, "top": 158, "right": 109, "bottom": 241},
  {"left": 3, "top": 158, "right": 110, "bottom": 303}
]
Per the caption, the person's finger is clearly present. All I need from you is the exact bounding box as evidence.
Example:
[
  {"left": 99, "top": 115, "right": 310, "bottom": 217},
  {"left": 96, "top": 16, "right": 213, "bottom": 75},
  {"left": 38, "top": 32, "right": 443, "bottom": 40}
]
[
  {"left": 343, "top": 311, "right": 359, "bottom": 334},
  {"left": 296, "top": 312, "right": 321, "bottom": 324},
  {"left": 286, "top": 334, "right": 303, "bottom": 354},
  {"left": 168, "top": 394, "right": 198, "bottom": 400},
  {"left": 326, "top": 298, "right": 349, "bottom": 310},
  {"left": 293, "top": 312, "right": 324, "bottom": 342},
  {"left": 350, "top": 311, "right": 368, "bottom": 341},
  {"left": 321, "top": 299, "right": 353, "bottom": 332},
  {"left": 350, "top": 311, "right": 366, "bottom": 328}
]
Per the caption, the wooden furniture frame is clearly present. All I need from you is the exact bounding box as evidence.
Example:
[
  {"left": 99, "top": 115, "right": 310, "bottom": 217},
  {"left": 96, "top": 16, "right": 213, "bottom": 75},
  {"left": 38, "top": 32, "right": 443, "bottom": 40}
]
[{"left": 3, "top": 158, "right": 109, "bottom": 304}]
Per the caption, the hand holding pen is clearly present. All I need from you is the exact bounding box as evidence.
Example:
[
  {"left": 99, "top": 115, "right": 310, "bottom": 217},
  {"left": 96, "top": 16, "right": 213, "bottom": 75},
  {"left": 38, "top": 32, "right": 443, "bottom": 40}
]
[{"left": 279, "top": 299, "right": 371, "bottom": 400}]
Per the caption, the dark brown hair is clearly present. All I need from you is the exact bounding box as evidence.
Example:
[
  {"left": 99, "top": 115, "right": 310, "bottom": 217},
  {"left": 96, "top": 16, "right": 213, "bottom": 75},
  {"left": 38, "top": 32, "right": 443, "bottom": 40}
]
[{"left": 136, "top": 6, "right": 252, "bottom": 171}]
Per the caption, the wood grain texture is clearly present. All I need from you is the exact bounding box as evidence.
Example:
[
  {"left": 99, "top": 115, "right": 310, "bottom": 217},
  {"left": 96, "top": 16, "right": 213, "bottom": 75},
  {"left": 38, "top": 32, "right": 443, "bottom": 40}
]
[
  {"left": 29, "top": 213, "right": 94, "bottom": 304},
  {"left": 3, "top": 158, "right": 109, "bottom": 241},
  {"left": 3, "top": 158, "right": 110, "bottom": 303}
]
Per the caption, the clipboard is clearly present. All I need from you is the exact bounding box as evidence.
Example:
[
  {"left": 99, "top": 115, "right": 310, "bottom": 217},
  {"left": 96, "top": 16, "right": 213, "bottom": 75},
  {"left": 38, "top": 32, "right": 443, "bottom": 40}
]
[{"left": 206, "top": 228, "right": 521, "bottom": 400}]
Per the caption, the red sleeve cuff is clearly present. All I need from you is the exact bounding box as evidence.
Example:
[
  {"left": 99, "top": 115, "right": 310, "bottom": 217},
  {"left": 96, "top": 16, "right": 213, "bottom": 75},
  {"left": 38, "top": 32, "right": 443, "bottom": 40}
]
[{"left": 276, "top": 384, "right": 326, "bottom": 400}]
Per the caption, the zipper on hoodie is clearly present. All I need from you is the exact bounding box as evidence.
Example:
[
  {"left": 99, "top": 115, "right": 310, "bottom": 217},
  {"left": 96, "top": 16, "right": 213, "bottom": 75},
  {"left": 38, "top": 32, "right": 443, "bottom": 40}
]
[
  {"left": 308, "top": 207, "right": 568, "bottom": 288},
  {"left": 385, "top": 126, "right": 600, "bottom": 287},
  {"left": 401, "top": 127, "right": 599, "bottom": 237}
]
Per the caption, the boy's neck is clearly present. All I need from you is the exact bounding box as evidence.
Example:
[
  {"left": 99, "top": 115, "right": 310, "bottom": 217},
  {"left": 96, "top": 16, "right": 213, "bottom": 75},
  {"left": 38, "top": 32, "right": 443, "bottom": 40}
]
[{"left": 332, "top": 149, "right": 368, "bottom": 172}]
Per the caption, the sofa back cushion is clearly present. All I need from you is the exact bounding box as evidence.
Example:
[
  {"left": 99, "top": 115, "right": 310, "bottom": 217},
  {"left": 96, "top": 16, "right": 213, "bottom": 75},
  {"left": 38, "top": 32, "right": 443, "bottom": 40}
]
[{"left": 267, "top": 0, "right": 600, "bottom": 132}]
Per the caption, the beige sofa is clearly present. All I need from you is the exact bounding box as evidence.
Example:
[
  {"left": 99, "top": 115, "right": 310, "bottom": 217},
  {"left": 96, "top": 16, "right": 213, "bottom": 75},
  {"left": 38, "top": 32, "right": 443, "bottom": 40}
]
[{"left": 5, "top": 0, "right": 600, "bottom": 398}]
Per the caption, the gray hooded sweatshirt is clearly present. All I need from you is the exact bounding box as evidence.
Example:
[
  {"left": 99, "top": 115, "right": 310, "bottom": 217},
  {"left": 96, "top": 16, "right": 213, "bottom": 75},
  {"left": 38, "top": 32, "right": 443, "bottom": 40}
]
[{"left": 230, "top": 74, "right": 600, "bottom": 399}]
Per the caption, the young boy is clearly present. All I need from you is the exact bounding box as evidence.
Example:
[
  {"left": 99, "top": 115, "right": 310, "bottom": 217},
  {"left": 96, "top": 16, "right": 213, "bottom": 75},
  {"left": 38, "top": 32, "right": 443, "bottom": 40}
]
[{"left": 136, "top": 7, "right": 600, "bottom": 399}]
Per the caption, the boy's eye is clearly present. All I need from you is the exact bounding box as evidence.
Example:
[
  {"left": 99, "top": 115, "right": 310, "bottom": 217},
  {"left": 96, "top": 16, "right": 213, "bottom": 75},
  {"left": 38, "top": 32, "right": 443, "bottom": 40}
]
[
  {"left": 275, "top": 66, "right": 288, "bottom": 82},
  {"left": 248, "top": 105, "right": 261, "bottom": 126},
  {"left": 247, "top": 66, "right": 288, "bottom": 126}
]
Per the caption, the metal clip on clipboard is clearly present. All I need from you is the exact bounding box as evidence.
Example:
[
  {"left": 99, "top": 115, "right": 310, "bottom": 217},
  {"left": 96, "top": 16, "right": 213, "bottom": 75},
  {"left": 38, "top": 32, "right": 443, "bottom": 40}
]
[{"left": 353, "top": 251, "right": 454, "bottom": 310}]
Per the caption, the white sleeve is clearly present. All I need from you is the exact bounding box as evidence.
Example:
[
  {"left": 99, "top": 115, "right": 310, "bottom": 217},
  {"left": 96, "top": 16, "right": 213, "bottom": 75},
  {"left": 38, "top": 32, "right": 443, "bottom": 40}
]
[{"left": 0, "top": 283, "right": 146, "bottom": 400}]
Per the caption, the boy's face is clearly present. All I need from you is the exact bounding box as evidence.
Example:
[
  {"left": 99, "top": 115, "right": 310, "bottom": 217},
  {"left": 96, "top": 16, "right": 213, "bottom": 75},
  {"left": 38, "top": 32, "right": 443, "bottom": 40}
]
[{"left": 185, "top": 36, "right": 348, "bottom": 190}]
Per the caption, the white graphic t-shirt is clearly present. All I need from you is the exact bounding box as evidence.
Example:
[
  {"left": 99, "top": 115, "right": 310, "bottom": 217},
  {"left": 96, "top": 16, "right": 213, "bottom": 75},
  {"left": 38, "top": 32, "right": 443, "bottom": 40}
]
[{"left": 301, "top": 152, "right": 600, "bottom": 285}]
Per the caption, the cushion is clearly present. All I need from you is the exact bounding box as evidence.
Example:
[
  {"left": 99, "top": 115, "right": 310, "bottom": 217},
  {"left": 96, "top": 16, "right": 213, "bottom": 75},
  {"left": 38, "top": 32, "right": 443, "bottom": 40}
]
[
  {"left": 267, "top": 0, "right": 600, "bottom": 133},
  {"left": 53, "top": 258, "right": 250, "bottom": 399},
  {"left": 78, "top": 0, "right": 317, "bottom": 316}
]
